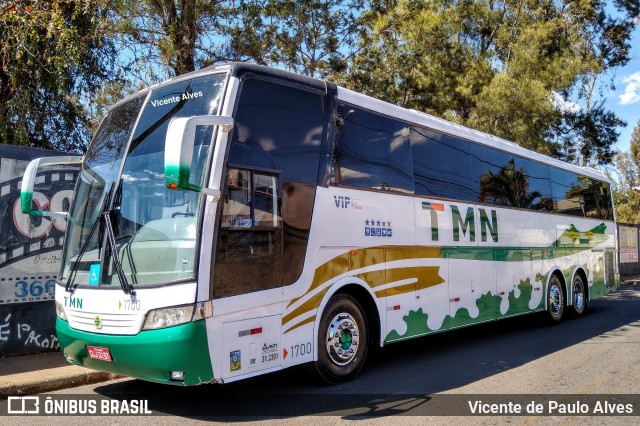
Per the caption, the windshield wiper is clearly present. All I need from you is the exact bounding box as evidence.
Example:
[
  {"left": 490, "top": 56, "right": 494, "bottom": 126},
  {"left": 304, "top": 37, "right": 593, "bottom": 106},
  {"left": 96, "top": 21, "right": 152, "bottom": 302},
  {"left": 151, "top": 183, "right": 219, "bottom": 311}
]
[
  {"left": 65, "top": 182, "right": 114, "bottom": 293},
  {"left": 65, "top": 182, "right": 135, "bottom": 295},
  {"left": 65, "top": 208, "right": 103, "bottom": 293},
  {"left": 102, "top": 210, "right": 136, "bottom": 295}
]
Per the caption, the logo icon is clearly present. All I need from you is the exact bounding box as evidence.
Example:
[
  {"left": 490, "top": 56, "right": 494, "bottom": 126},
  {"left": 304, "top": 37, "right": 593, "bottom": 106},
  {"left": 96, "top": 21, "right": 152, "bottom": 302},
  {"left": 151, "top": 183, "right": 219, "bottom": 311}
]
[
  {"left": 94, "top": 316, "right": 103, "bottom": 329},
  {"left": 7, "top": 396, "right": 40, "bottom": 414}
]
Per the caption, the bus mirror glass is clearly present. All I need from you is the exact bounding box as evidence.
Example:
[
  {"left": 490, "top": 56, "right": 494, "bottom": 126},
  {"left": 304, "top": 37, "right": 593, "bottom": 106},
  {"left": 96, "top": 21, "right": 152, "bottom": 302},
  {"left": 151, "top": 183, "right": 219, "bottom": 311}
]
[
  {"left": 20, "top": 155, "right": 83, "bottom": 218},
  {"left": 164, "top": 115, "right": 233, "bottom": 199}
]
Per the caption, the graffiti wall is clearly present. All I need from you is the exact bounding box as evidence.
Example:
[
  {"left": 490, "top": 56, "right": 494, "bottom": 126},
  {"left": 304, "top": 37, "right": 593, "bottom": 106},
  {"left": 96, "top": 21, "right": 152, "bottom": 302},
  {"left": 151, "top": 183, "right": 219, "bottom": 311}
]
[{"left": 0, "top": 144, "right": 79, "bottom": 356}]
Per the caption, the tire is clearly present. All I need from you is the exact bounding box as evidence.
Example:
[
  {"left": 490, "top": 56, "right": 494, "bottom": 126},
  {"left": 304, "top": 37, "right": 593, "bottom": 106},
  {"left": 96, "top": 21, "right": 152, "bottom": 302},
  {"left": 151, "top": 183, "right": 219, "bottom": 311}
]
[
  {"left": 569, "top": 274, "right": 587, "bottom": 318},
  {"left": 313, "top": 294, "right": 369, "bottom": 384},
  {"left": 546, "top": 274, "right": 565, "bottom": 324}
]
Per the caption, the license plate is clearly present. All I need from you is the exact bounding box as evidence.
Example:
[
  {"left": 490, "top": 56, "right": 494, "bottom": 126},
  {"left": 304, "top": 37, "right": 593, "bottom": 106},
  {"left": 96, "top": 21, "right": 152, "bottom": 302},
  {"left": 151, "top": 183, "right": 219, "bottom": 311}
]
[{"left": 87, "top": 345, "right": 112, "bottom": 362}]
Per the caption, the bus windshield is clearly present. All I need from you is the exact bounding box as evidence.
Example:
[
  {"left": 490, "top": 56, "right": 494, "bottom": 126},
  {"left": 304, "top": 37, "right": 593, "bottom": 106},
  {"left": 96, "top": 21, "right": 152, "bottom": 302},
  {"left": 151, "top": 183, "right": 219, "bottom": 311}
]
[{"left": 61, "top": 72, "right": 227, "bottom": 289}]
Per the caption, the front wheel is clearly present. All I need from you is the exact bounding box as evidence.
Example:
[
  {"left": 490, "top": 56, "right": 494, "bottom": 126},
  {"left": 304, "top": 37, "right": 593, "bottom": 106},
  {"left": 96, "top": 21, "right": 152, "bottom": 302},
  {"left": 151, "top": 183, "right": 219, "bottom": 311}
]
[
  {"left": 570, "top": 274, "right": 587, "bottom": 318},
  {"left": 546, "top": 274, "right": 565, "bottom": 324},
  {"left": 313, "top": 294, "right": 369, "bottom": 384}
]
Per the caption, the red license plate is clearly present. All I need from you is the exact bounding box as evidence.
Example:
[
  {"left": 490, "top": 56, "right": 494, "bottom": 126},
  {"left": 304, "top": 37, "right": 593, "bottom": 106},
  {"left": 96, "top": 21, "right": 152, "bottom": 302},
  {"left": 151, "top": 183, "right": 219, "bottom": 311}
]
[{"left": 87, "top": 345, "right": 112, "bottom": 362}]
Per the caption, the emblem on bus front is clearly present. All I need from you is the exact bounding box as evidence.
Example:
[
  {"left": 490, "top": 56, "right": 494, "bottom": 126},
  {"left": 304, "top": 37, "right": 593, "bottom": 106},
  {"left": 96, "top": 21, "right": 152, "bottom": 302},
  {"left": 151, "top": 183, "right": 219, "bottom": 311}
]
[{"left": 94, "top": 316, "right": 103, "bottom": 329}]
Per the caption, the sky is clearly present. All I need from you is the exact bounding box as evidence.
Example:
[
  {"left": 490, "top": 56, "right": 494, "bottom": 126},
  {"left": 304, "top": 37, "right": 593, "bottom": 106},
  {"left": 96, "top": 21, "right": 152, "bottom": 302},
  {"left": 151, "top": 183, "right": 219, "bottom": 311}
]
[{"left": 607, "top": 20, "right": 640, "bottom": 153}]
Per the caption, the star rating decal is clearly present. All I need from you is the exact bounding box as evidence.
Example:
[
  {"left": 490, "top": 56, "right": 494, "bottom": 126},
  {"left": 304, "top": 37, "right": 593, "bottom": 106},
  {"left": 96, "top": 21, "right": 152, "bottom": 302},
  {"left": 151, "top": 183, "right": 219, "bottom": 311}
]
[{"left": 364, "top": 218, "right": 393, "bottom": 238}]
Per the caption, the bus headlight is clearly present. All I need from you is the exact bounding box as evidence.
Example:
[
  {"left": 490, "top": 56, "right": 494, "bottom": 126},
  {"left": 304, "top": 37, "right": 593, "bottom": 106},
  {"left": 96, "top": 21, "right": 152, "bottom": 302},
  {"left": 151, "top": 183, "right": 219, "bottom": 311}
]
[
  {"left": 55, "top": 301, "right": 68, "bottom": 321},
  {"left": 142, "top": 301, "right": 212, "bottom": 331}
]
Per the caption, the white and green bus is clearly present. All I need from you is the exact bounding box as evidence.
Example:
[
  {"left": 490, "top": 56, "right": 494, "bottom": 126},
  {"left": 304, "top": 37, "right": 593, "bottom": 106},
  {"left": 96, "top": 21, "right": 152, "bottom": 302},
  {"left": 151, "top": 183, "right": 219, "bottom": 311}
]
[{"left": 22, "top": 63, "right": 618, "bottom": 385}]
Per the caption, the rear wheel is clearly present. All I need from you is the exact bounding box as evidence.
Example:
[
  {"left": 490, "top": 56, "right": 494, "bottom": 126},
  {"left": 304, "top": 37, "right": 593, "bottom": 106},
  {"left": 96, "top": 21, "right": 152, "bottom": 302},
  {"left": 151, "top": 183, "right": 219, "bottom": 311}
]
[
  {"left": 546, "top": 274, "right": 565, "bottom": 324},
  {"left": 570, "top": 274, "right": 587, "bottom": 318},
  {"left": 313, "top": 294, "right": 369, "bottom": 384}
]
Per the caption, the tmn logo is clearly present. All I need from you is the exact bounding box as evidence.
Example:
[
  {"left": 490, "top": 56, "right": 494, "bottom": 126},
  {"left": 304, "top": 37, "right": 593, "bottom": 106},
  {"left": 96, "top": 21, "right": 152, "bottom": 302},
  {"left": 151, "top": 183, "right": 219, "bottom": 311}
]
[
  {"left": 422, "top": 202, "right": 499, "bottom": 243},
  {"left": 64, "top": 296, "right": 83, "bottom": 309}
]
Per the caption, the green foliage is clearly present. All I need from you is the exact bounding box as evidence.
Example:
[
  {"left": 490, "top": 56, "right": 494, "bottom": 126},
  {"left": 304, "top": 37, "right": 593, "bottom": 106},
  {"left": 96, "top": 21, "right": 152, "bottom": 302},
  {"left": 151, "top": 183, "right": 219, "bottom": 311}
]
[
  {"left": 3, "top": 0, "right": 635, "bottom": 160},
  {"left": 631, "top": 120, "right": 640, "bottom": 168},
  {"left": 553, "top": 103, "right": 625, "bottom": 166},
  {"left": 110, "top": 1, "right": 367, "bottom": 81},
  {"left": 0, "top": 1, "right": 117, "bottom": 151},
  {"left": 108, "top": 0, "right": 228, "bottom": 83},
  {"left": 608, "top": 147, "right": 640, "bottom": 224},
  {"left": 345, "top": 0, "right": 637, "bottom": 166},
  {"left": 224, "top": 1, "right": 367, "bottom": 79},
  {"left": 609, "top": 120, "right": 640, "bottom": 224}
]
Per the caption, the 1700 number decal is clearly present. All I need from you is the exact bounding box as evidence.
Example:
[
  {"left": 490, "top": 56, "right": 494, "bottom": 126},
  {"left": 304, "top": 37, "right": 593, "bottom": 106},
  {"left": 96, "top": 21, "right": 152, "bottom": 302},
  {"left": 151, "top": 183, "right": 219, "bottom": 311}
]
[{"left": 290, "top": 342, "right": 312, "bottom": 358}]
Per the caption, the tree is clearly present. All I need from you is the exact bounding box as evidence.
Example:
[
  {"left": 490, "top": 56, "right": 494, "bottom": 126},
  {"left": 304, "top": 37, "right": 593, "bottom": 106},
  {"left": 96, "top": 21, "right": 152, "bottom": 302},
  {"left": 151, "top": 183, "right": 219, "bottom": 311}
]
[
  {"left": 345, "top": 0, "right": 639, "bottom": 166},
  {"left": 224, "top": 0, "right": 367, "bottom": 79},
  {"left": 630, "top": 119, "right": 640, "bottom": 168},
  {"left": 553, "top": 103, "right": 625, "bottom": 167},
  {"left": 109, "top": 0, "right": 234, "bottom": 84},
  {"left": 614, "top": 120, "right": 640, "bottom": 224},
  {"left": 107, "top": 0, "right": 368, "bottom": 83},
  {"left": 608, "top": 150, "right": 640, "bottom": 224},
  {"left": 0, "top": 1, "right": 117, "bottom": 152}
]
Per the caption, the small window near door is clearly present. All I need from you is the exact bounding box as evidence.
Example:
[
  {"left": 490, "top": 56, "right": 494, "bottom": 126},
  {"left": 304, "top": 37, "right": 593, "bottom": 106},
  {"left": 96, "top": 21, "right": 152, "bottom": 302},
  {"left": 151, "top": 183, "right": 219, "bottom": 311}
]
[
  {"left": 221, "top": 169, "right": 281, "bottom": 230},
  {"left": 214, "top": 168, "right": 283, "bottom": 298}
]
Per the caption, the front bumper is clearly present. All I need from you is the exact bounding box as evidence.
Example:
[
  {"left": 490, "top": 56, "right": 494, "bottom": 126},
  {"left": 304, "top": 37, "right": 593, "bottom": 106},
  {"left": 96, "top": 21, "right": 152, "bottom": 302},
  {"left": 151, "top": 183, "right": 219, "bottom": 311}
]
[{"left": 57, "top": 318, "right": 214, "bottom": 385}]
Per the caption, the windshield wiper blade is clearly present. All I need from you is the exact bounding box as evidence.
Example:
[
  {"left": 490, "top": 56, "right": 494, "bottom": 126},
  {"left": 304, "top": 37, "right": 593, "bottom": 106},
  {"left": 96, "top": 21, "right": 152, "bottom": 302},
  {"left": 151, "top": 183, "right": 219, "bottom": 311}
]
[
  {"left": 65, "top": 183, "right": 114, "bottom": 293},
  {"left": 65, "top": 211, "right": 102, "bottom": 293},
  {"left": 102, "top": 211, "right": 136, "bottom": 296}
]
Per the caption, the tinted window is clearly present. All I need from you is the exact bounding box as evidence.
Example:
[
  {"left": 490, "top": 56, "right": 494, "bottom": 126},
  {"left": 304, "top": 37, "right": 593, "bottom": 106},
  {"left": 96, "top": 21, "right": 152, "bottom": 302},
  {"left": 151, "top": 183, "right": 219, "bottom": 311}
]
[
  {"left": 551, "top": 168, "right": 583, "bottom": 216},
  {"left": 232, "top": 78, "right": 324, "bottom": 184},
  {"left": 470, "top": 143, "right": 515, "bottom": 206},
  {"left": 581, "top": 177, "right": 614, "bottom": 220},
  {"left": 411, "top": 127, "right": 473, "bottom": 201},
  {"left": 514, "top": 157, "right": 553, "bottom": 211},
  {"left": 335, "top": 104, "right": 413, "bottom": 193}
]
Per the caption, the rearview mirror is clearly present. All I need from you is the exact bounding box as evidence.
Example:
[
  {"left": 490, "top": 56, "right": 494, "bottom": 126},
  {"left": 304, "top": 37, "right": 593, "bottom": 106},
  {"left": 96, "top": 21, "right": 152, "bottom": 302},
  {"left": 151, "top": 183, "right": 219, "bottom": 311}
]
[{"left": 164, "top": 115, "right": 233, "bottom": 200}]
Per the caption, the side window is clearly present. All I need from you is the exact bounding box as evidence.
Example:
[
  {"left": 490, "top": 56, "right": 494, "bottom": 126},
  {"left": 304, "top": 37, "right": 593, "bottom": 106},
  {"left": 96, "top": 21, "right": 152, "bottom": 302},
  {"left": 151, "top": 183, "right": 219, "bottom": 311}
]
[
  {"left": 551, "top": 169, "right": 614, "bottom": 219},
  {"left": 513, "top": 157, "right": 553, "bottom": 211},
  {"left": 221, "top": 169, "right": 281, "bottom": 229},
  {"left": 471, "top": 143, "right": 515, "bottom": 206},
  {"left": 214, "top": 168, "right": 282, "bottom": 298},
  {"left": 551, "top": 168, "right": 583, "bottom": 216},
  {"left": 581, "top": 177, "right": 614, "bottom": 220},
  {"left": 335, "top": 104, "right": 413, "bottom": 193},
  {"left": 411, "top": 127, "right": 473, "bottom": 201},
  {"left": 232, "top": 78, "right": 324, "bottom": 185}
]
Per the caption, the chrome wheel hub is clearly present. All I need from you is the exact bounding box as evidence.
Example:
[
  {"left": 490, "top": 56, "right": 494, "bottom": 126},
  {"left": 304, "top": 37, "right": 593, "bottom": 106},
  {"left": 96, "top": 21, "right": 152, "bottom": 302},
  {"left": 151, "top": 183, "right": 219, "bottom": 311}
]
[
  {"left": 549, "top": 285, "right": 563, "bottom": 315},
  {"left": 574, "top": 282, "right": 584, "bottom": 310},
  {"left": 326, "top": 313, "right": 359, "bottom": 365}
]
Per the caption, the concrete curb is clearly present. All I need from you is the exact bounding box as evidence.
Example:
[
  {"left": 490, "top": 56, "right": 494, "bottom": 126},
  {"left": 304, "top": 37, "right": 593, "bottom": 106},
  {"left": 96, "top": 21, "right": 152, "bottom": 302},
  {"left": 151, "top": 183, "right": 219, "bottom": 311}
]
[{"left": 0, "top": 371, "right": 121, "bottom": 397}]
